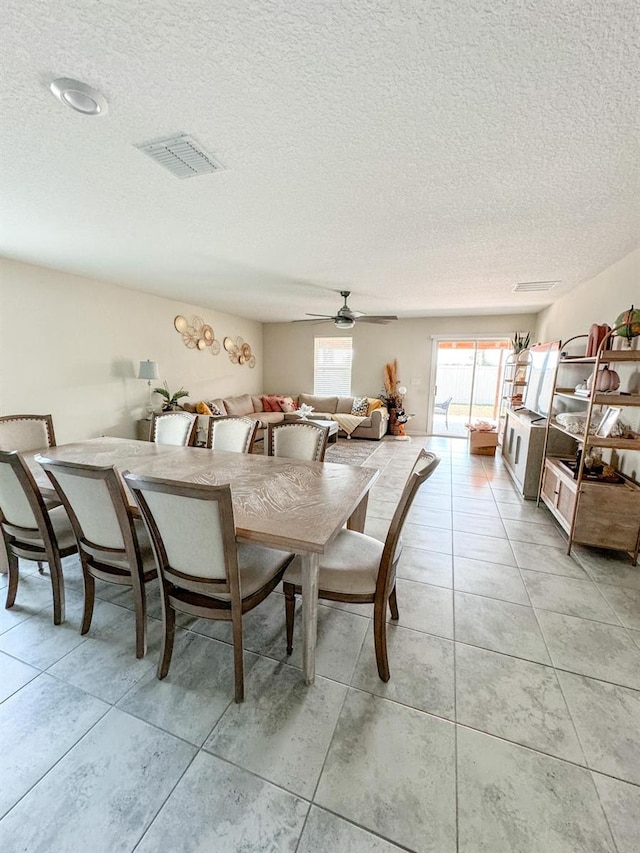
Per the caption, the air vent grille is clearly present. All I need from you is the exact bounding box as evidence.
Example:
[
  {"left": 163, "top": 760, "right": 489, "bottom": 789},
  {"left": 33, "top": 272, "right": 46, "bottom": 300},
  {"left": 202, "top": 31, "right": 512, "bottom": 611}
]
[
  {"left": 512, "top": 280, "right": 559, "bottom": 293},
  {"left": 134, "top": 135, "right": 225, "bottom": 179}
]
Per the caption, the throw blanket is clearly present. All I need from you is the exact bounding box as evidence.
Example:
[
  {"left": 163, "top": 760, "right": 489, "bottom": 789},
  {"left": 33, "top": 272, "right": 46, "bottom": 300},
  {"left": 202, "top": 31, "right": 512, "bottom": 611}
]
[{"left": 331, "top": 413, "right": 366, "bottom": 436}]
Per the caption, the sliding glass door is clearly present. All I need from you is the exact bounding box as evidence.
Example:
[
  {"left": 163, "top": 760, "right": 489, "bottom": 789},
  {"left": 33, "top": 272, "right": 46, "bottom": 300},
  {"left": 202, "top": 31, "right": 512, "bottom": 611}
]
[{"left": 430, "top": 338, "right": 511, "bottom": 437}]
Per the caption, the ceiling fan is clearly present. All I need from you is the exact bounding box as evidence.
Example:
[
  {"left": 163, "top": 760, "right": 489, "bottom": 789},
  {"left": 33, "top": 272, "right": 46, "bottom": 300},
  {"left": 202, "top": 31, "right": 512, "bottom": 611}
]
[{"left": 293, "top": 291, "right": 398, "bottom": 329}]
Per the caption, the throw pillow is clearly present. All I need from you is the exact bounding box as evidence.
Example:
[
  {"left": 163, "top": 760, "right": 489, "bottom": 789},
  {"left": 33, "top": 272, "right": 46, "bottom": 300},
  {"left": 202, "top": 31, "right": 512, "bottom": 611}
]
[
  {"left": 262, "top": 395, "right": 282, "bottom": 413},
  {"left": 279, "top": 396, "right": 298, "bottom": 413},
  {"left": 196, "top": 401, "right": 213, "bottom": 416},
  {"left": 351, "top": 396, "right": 369, "bottom": 416},
  {"left": 367, "top": 397, "right": 382, "bottom": 415},
  {"left": 205, "top": 401, "right": 224, "bottom": 416}
]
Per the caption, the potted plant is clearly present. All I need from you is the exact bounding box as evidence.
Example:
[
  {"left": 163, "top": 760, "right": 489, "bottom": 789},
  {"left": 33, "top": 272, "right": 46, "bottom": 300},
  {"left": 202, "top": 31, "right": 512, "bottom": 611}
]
[
  {"left": 154, "top": 381, "right": 189, "bottom": 411},
  {"left": 512, "top": 332, "right": 531, "bottom": 355},
  {"left": 380, "top": 360, "right": 408, "bottom": 434}
]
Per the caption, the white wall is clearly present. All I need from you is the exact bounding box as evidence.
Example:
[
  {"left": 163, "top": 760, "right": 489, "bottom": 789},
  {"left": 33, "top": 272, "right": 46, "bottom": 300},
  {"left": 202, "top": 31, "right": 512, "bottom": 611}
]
[
  {"left": 264, "top": 313, "right": 538, "bottom": 433},
  {"left": 0, "top": 258, "right": 263, "bottom": 443},
  {"left": 536, "top": 249, "right": 639, "bottom": 342}
]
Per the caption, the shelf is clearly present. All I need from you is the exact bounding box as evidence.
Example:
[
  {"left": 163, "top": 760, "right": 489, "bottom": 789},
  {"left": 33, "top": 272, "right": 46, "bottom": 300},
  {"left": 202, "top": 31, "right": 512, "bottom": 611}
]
[
  {"left": 560, "top": 356, "right": 597, "bottom": 364},
  {"left": 598, "top": 350, "right": 640, "bottom": 363},
  {"left": 549, "top": 420, "right": 582, "bottom": 442},
  {"left": 585, "top": 436, "right": 640, "bottom": 450},
  {"left": 593, "top": 393, "right": 640, "bottom": 407},
  {"left": 555, "top": 389, "right": 590, "bottom": 403}
]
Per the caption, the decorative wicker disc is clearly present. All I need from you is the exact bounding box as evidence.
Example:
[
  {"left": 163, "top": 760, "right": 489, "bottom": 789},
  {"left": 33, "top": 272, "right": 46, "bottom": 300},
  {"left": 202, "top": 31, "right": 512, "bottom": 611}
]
[
  {"left": 210, "top": 340, "right": 221, "bottom": 355},
  {"left": 238, "top": 354, "right": 246, "bottom": 365},
  {"left": 202, "top": 325, "right": 214, "bottom": 344},
  {"left": 248, "top": 355, "right": 256, "bottom": 369},
  {"left": 223, "top": 337, "right": 235, "bottom": 353},
  {"left": 197, "top": 338, "right": 207, "bottom": 350},
  {"left": 235, "top": 336, "right": 244, "bottom": 348},
  {"left": 182, "top": 329, "right": 198, "bottom": 348},
  {"left": 174, "top": 315, "right": 188, "bottom": 333},
  {"left": 229, "top": 352, "right": 239, "bottom": 364},
  {"left": 192, "top": 316, "right": 204, "bottom": 331},
  {"left": 241, "top": 343, "right": 251, "bottom": 359}
]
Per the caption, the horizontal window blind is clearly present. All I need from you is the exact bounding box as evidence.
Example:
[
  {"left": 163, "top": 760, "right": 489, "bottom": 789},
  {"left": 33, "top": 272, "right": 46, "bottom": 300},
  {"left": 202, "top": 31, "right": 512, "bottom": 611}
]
[{"left": 314, "top": 337, "right": 353, "bottom": 396}]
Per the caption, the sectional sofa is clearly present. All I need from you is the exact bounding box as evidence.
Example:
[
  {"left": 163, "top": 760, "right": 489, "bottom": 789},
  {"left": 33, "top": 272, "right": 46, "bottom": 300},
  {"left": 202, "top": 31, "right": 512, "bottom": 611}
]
[{"left": 183, "top": 393, "right": 389, "bottom": 443}]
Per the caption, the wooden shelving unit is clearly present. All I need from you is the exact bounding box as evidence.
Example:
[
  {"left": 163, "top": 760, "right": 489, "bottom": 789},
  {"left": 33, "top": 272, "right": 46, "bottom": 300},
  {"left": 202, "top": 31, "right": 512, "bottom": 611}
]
[
  {"left": 499, "top": 350, "right": 531, "bottom": 441},
  {"left": 538, "top": 329, "right": 640, "bottom": 564}
]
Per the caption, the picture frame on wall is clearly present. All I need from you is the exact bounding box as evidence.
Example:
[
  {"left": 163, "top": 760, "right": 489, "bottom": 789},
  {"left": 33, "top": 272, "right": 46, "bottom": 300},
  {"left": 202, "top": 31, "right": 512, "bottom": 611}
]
[{"left": 596, "top": 406, "right": 622, "bottom": 438}]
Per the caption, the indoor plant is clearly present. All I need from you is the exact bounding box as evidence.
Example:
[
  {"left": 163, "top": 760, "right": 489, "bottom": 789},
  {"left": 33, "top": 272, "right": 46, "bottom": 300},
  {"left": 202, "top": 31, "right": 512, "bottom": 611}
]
[
  {"left": 512, "top": 331, "right": 531, "bottom": 354},
  {"left": 154, "top": 381, "right": 189, "bottom": 411}
]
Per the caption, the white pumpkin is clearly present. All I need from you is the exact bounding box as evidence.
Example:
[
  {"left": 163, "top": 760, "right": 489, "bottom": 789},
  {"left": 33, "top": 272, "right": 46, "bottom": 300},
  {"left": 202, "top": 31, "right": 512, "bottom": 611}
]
[{"left": 587, "top": 368, "right": 620, "bottom": 393}]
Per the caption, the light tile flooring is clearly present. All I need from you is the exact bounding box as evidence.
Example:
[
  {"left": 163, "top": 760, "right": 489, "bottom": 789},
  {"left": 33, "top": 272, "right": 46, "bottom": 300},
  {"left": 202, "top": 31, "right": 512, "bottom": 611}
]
[{"left": 1, "top": 436, "right": 639, "bottom": 852}]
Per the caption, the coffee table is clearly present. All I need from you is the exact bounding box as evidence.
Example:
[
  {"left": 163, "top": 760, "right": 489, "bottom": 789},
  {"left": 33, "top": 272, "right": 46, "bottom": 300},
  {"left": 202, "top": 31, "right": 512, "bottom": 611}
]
[{"left": 307, "top": 418, "right": 339, "bottom": 444}]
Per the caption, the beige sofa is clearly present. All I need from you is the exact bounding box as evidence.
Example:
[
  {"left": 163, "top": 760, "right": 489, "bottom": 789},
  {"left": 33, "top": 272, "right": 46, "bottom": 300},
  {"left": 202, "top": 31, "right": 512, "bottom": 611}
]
[{"left": 184, "top": 393, "right": 388, "bottom": 444}]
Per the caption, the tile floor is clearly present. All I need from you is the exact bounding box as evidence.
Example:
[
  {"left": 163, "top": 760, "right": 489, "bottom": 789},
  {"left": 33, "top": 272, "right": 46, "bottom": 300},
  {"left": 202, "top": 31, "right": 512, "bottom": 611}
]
[{"left": 0, "top": 436, "right": 639, "bottom": 852}]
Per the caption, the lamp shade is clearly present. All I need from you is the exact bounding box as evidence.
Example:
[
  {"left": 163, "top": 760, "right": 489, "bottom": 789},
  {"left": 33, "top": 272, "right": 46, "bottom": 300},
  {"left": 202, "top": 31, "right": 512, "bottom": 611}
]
[{"left": 138, "top": 360, "right": 159, "bottom": 381}]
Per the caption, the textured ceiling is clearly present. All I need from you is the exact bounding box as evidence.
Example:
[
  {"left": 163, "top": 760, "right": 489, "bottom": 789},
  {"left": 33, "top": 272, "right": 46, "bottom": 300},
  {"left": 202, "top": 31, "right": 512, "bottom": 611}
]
[{"left": 0, "top": 0, "right": 638, "bottom": 322}]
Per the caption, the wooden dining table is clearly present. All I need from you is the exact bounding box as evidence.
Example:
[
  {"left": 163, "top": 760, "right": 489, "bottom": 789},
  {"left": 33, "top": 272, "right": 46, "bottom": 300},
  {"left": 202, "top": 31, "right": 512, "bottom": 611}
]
[{"left": 26, "top": 437, "right": 379, "bottom": 685}]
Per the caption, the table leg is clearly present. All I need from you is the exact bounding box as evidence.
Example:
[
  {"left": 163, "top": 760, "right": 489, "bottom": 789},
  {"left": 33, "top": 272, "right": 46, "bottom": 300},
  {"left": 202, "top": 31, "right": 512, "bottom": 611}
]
[
  {"left": 301, "top": 551, "right": 320, "bottom": 685},
  {"left": 347, "top": 493, "right": 369, "bottom": 533}
]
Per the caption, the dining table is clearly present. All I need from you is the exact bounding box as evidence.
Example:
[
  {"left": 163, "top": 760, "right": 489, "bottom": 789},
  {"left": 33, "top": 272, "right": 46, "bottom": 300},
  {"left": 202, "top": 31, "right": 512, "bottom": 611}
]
[{"left": 25, "top": 436, "right": 379, "bottom": 685}]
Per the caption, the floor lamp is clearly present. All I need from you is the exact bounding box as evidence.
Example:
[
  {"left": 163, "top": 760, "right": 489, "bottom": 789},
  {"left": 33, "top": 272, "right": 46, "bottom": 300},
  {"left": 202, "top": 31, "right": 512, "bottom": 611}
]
[{"left": 138, "top": 360, "right": 159, "bottom": 415}]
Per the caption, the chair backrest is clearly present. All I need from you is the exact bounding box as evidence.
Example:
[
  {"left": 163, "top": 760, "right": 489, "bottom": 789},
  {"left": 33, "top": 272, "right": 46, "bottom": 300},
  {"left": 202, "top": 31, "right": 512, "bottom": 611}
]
[
  {"left": 0, "top": 414, "right": 56, "bottom": 452},
  {"left": 0, "top": 450, "right": 52, "bottom": 545},
  {"left": 39, "top": 459, "right": 140, "bottom": 570},
  {"left": 207, "top": 416, "right": 257, "bottom": 453},
  {"left": 151, "top": 412, "right": 198, "bottom": 447},
  {"left": 435, "top": 397, "right": 452, "bottom": 412},
  {"left": 376, "top": 450, "right": 441, "bottom": 597},
  {"left": 123, "top": 472, "right": 240, "bottom": 600},
  {"left": 267, "top": 421, "right": 330, "bottom": 462}
]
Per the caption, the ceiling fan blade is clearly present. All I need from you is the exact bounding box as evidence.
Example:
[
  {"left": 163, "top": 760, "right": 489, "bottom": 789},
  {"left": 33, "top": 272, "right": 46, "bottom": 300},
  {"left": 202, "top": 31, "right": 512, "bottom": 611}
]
[
  {"left": 304, "top": 313, "right": 336, "bottom": 318},
  {"left": 358, "top": 315, "right": 398, "bottom": 323},
  {"left": 291, "top": 317, "right": 333, "bottom": 324}
]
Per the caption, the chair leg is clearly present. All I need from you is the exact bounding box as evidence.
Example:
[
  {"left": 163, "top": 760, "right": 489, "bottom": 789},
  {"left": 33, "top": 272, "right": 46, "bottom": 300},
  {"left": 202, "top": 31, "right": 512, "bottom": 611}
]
[
  {"left": 284, "top": 581, "right": 296, "bottom": 655},
  {"left": 81, "top": 570, "right": 95, "bottom": 636},
  {"left": 157, "top": 589, "right": 175, "bottom": 680},
  {"left": 130, "top": 574, "right": 148, "bottom": 659},
  {"left": 37, "top": 561, "right": 44, "bottom": 574},
  {"left": 45, "top": 546, "right": 65, "bottom": 626},
  {"left": 373, "top": 597, "right": 391, "bottom": 682},
  {"left": 5, "top": 553, "right": 19, "bottom": 609},
  {"left": 231, "top": 610, "right": 244, "bottom": 703},
  {"left": 389, "top": 584, "right": 399, "bottom": 621}
]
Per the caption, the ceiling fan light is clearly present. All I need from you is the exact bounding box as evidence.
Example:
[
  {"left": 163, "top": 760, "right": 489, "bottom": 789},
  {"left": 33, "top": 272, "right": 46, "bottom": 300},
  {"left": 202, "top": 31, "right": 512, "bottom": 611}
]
[{"left": 334, "top": 316, "right": 355, "bottom": 330}]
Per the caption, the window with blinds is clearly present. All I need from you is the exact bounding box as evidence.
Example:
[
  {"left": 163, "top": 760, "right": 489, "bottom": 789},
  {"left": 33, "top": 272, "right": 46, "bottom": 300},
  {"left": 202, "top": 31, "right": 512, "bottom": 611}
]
[{"left": 314, "top": 337, "right": 353, "bottom": 396}]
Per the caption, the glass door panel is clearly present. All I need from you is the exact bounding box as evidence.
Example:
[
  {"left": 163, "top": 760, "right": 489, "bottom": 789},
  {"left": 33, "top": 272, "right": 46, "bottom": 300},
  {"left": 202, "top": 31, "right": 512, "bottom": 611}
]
[{"left": 431, "top": 339, "right": 511, "bottom": 437}]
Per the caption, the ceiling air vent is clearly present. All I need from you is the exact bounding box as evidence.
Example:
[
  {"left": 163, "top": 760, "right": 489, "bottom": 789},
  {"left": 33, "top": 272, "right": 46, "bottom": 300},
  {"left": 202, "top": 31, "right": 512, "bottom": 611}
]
[
  {"left": 512, "top": 280, "right": 559, "bottom": 293},
  {"left": 134, "top": 134, "right": 226, "bottom": 179}
]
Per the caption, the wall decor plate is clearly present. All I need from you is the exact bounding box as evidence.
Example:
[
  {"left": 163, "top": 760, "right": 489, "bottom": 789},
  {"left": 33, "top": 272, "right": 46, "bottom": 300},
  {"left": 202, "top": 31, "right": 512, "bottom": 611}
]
[
  {"left": 197, "top": 338, "right": 207, "bottom": 350},
  {"left": 248, "top": 355, "right": 256, "bottom": 368},
  {"left": 235, "top": 336, "right": 244, "bottom": 348},
  {"left": 174, "top": 315, "right": 188, "bottom": 333},
  {"left": 223, "top": 337, "right": 235, "bottom": 352},
  {"left": 239, "top": 354, "right": 246, "bottom": 364},
  {"left": 210, "top": 340, "right": 221, "bottom": 355},
  {"left": 229, "top": 352, "right": 239, "bottom": 364},
  {"left": 202, "top": 325, "right": 214, "bottom": 343},
  {"left": 241, "top": 343, "right": 251, "bottom": 359}
]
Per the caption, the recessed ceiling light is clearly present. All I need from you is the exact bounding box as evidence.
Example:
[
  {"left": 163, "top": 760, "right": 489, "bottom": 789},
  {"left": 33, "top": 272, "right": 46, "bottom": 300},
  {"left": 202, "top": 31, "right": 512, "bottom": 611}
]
[{"left": 50, "top": 78, "right": 108, "bottom": 116}]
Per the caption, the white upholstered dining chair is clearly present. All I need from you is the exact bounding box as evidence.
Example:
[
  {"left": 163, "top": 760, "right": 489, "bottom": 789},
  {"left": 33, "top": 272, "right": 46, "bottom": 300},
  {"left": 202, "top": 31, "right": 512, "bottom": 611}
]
[
  {"left": 39, "top": 458, "right": 157, "bottom": 658},
  {"left": 150, "top": 411, "right": 198, "bottom": 447},
  {"left": 124, "top": 472, "right": 294, "bottom": 702},
  {"left": 267, "top": 420, "right": 330, "bottom": 462},
  {"left": 283, "top": 449, "right": 440, "bottom": 681},
  {"left": 207, "top": 416, "right": 257, "bottom": 453},
  {"left": 0, "top": 414, "right": 56, "bottom": 452},
  {"left": 0, "top": 450, "right": 76, "bottom": 624}
]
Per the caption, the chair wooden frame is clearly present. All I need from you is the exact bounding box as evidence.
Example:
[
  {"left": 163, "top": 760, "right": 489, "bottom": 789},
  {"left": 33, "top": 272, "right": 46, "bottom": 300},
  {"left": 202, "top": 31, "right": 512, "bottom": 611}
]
[
  {"left": 206, "top": 416, "right": 258, "bottom": 453},
  {"left": 150, "top": 411, "right": 198, "bottom": 446},
  {"left": 40, "top": 459, "right": 156, "bottom": 658},
  {"left": 124, "top": 473, "right": 294, "bottom": 702},
  {"left": 267, "top": 420, "right": 330, "bottom": 462},
  {"left": 0, "top": 450, "right": 75, "bottom": 624},
  {"left": 0, "top": 414, "right": 56, "bottom": 451},
  {"left": 283, "top": 449, "right": 440, "bottom": 681}
]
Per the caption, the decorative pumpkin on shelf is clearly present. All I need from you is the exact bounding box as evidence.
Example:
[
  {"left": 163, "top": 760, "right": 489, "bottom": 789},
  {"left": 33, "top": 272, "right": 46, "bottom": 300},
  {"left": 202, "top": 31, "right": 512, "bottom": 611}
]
[
  {"left": 586, "top": 368, "right": 620, "bottom": 393},
  {"left": 614, "top": 305, "right": 640, "bottom": 341}
]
